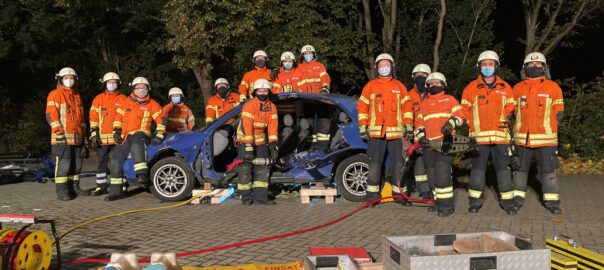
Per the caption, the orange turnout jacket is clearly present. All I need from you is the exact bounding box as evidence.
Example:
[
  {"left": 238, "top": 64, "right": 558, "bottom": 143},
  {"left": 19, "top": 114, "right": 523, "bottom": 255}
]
[
  {"left": 113, "top": 94, "right": 165, "bottom": 140},
  {"left": 414, "top": 92, "right": 464, "bottom": 140},
  {"left": 205, "top": 92, "right": 240, "bottom": 124},
  {"left": 163, "top": 102, "right": 195, "bottom": 133},
  {"left": 239, "top": 67, "right": 271, "bottom": 100},
  {"left": 236, "top": 97, "right": 278, "bottom": 145},
  {"left": 89, "top": 90, "right": 127, "bottom": 144},
  {"left": 298, "top": 60, "right": 330, "bottom": 93},
  {"left": 46, "top": 85, "right": 86, "bottom": 145}
]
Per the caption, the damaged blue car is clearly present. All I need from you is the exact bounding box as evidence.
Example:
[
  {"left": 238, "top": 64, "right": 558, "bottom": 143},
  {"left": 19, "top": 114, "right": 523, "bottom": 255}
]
[{"left": 124, "top": 93, "right": 393, "bottom": 202}]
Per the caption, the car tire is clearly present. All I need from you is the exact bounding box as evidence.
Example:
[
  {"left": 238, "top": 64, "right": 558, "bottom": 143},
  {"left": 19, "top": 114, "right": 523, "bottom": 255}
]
[
  {"left": 335, "top": 154, "right": 369, "bottom": 202},
  {"left": 150, "top": 156, "right": 195, "bottom": 202}
]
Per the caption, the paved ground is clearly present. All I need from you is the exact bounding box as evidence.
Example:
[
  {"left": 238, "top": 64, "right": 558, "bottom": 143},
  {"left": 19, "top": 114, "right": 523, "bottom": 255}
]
[{"left": 1, "top": 171, "right": 603, "bottom": 269}]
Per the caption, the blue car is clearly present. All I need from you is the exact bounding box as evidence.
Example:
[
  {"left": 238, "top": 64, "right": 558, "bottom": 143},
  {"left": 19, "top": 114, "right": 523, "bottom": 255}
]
[{"left": 123, "top": 93, "right": 396, "bottom": 202}]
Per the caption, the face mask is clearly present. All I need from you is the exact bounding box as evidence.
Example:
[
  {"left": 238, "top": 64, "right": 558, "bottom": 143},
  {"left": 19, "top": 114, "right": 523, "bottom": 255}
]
[
  {"left": 134, "top": 88, "right": 148, "bottom": 98},
  {"left": 428, "top": 85, "right": 444, "bottom": 94},
  {"left": 217, "top": 86, "right": 229, "bottom": 97},
  {"left": 378, "top": 67, "right": 391, "bottom": 77},
  {"left": 62, "top": 79, "right": 74, "bottom": 88},
  {"left": 171, "top": 96, "right": 181, "bottom": 104},
  {"left": 256, "top": 94, "right": 269, "bottom": 102},
  {"left": 414, "top": 76, "right": 427, "bottom": 93},
  {"left": 480, "top": 66, "right": 495, "bottom": 78},
  {"left": 283, "top": 62, "right": 293, "bottom": 70},
  {"left": 304, "top": 54, "right": 314, "bottom": 63},
  {"left": 106, "top": 82, "right": 118, "bottom": 92},
  {"left": 525, "top": 66, "right": 544, "bottom": 78},
  {"left": 255, "top": 59, "right": 266, "bottom": 68}
]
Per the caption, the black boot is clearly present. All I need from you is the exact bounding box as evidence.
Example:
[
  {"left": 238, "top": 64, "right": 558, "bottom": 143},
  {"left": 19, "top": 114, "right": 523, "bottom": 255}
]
[
  {"left": 545, "top": 205, "right": 562, "bottom": 215},
  {"left": 365, "top": 191, "right": 380, "bottom": 207},
  {"left": 56, "top": 183, "right": 71, "bottom": 201},
  {"left": 468, "top": 204, "right": 482, "bottom": 213},
  {"left": 253, "top": 187, "right": 275, "bottom": 205},
  {"left": 91, "top": 187, "right": 108, "bottom": 196},
  {"left": 240, "top": 190, "right": 252, "bottom": 205},
  {"left": 420, "top": 191, "right": 434, "bottom": 200},
  {"left": 105, "top": 184, "right": 126, "bottom": 201},
  {"left": 73, "top": 181, "right": 90, "bottom": 196},
  {"left": 136, "top": 174, "right": 149, "bottom": 185},
  {"left": 437, "top": 209, "right": 454, "bottom": 217}
]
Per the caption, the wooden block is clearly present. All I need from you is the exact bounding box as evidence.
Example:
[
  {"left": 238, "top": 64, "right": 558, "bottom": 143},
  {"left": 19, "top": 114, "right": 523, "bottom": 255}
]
[
  {"left": 203, "top": 182, "right": 211, "bottom": 190},
  {"left": 300, "top": 187, "right": 337, "bottom": 204},
  {"left": 325, "top": 196, "right": 335, "bottom": 204},
  {"left": 301, "top": 196, "right": 310, "bottom": 204},
  {"left": 478, "top": 234, "right": 518, "bottom": 252},
  {"left": 315, "top": 182, "right": 324, "bottom": 188},
  {"left": 210, "top": 188, "right": 231, "bottom": 204},
  {"left": 453, "top": 238, "right": 481, "bottom": 254}
]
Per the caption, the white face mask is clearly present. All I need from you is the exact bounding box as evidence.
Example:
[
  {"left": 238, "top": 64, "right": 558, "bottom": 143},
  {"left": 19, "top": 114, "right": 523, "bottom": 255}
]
[
  {"left": 106, "top": 82, "right": 118, "bottom": 92},
  {"left": 134, "top": 88, "right": 148, "bottom": 98},
  {"left": 62, "top": 79, "right": 74, "bottom": 88}
]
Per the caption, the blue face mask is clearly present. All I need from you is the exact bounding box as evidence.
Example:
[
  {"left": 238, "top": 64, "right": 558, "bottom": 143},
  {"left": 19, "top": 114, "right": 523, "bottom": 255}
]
[
  {"left": 480, "top": 66, "right": 495, "bottom": 78},
  {"left": 304, "top": 54, "right": 314, "bottom": 63},
  {"left": 378, "top": 67, "right": 391, "bottom": 77},
  {"left": 283, "top": 62, "right": 293, "bottom": 70},
  {"left": 171, "top": 96, "right": 181, "bottom": 104}
]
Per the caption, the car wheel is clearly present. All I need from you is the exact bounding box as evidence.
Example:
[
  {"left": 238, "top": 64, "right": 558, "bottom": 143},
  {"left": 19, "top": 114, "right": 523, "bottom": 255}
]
[
  {"left": 150, "top": 156, "right": 195, "bottom": 202},
  {"left": 335, "top": 154, "right": 369, "bottom": 202}
]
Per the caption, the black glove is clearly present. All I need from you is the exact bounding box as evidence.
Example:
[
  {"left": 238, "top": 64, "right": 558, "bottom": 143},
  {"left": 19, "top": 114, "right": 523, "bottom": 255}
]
[
  {"left": 270, "top": 69, "right": 279, "bottom": 81},
  {"left": 269, "top": 142, "right": 278, "bottom": 161},
  {"left": 90, "top": 128, "right": 102, "bottom": 149},
  {"left": 151, "top": 133, "right": 164, "bottom": 145},
  {"left": 81, "top": 138, "right": 90, "bottom": 159},
  {"left": 242, "top": 143, "right": 255, "bottom": 160},
  {"left": 359, "top": 125, "right": 369, "bottom": 141},
  {"left": 113, "top": 128, "right": 123, "bottom": 144},
  {"left": 404, "top": 124, "right": 414, "bottom": 141},
  {"left": 320, "top": 86, "right": 330, "bottom": 94},
  {"left": 55, "top": 133, "right": 66, "bottom": 146},
  {"left": 441, "top": 117, "right": 457, "bottom": 135},
  {"left": 418, "top": 136, "right": 430, "bottom": 149},
  {"left": 468, "top": 137, "right": 478, "bottom": 151}
]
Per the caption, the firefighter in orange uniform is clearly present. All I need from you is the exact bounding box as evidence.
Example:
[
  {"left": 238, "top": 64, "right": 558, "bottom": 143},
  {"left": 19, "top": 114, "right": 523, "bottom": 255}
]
[
  {"left": 108, "top": 77, "right": 165, "bottom": 201},
  {"left": 239, "top": 50, "right": 271, "bottom": 101},
  {"left": 205, "top": 78, "right": 240, "bottom": 124},
  {"left": 237, "top": 78, "right": 279, "bottom": 205},
  {"left": 89, "top": 72, "right": 127, "bottom": 196},
  {"left": 511, "top": 52, "right": 564, "bottom": 214},
  {"left": 46, "top": 67, "right": 90, "bottom": 201},
  {"left": 461, "top": 50, "right": 517, "bottom": 215},
  {"left": 272, "top": 51, "right": 305, "bottom": 93},
  {"left": 357, "top": 53, "right": 413, "bottom": 203},
  {"left": 163, "top": 87, "right": 195, "bottom": 133},
  {"left": 414, "top": 72, "right": 464, "bottom": 217},
  {"left": 408, "top": 63, "right": 432, "bottom": 199},
  {"left": 298, "top": 45, "right": 332, "bottom": 150}
]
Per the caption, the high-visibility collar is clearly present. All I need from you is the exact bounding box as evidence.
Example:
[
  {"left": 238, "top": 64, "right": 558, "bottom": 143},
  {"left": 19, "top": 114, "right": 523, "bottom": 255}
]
[
  {"left": 104, "top": 90, "right": 121, "bottom": 96},
  {"left": 427, "top": 91, "right": 445, "bottom": 99},
  {"left": 129, "top": 93, "right": 150, "bottom": 105}
]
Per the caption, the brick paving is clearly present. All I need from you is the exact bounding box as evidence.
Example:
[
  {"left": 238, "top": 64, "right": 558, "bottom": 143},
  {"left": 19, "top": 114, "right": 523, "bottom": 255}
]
[{"left": 0, "top": 169, "right": 603, "bottom": 269}]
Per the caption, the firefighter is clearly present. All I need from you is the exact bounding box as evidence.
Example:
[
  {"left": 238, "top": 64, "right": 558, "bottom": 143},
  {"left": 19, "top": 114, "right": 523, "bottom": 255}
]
[
  {"left": 205, "top": 78, "right": 240, "bottom": 124},
  {"left": 408, "top": 63, "right": 432, "bottom": 200},
  {"left": 46, "top": 67, "right": 90, "bottom": 201},
  {"left": 272, "top": 51, "right": 305, "bottom": 93},
  {"left": 298, "top": 45, "right": 332, "bottom": 150},
  {"left": 357, "top": 53, "right": 413, "bottom": 203},
  {"left": 414, "top": 72, "right": 464, "bottom": 217},
  {"left": 89, "top": 72, "right": 127, "bottom": 196},
  {"left": 163, "top": 87, "right": 195, "bottom": 133},
  {"left": 511, "top": 52, "right": 564, "bottom": 214},
  {"left": 461, "top": 51, "right": 517, "bottom": 215},
  {"left": 239, "top": 50, "right": 271, "bottom": 101},
  {"left": 108, "top": 77, "right": 165, "bottom": 201},
  {"left": 236, "top": 78, "right": 278, "bottom": 205}
]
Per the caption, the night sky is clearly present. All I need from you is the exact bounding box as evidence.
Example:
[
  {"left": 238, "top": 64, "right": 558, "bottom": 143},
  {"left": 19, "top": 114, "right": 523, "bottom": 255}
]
[{"left": 494, "top": 1, "right": 604, "bottom": 83}]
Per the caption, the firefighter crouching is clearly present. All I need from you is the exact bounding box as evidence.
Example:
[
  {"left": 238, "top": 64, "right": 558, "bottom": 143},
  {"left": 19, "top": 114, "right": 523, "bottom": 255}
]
[
  {"left": 46, "top": 67, "right": 90, "bottom": 201},
  {"left": 414, "top": 72, "right": 465, "bottom": 217},
  {"left": 237, "top": 78, "right": 279, "bottom": 205},
  {"left": 163, "top": 87, "right": 195, "bottom": 133},
  {"left": 108, "top": 77, "right": 165, "bottom": 201},
  {"left": 89, "top": 72, "right": 127, "bottom": 196},
  {"left": 511, "top": 52, "right": 564, "bottom": 214},
  {"left": 357, "top": 53, "right": 413, "bottom": 204}
]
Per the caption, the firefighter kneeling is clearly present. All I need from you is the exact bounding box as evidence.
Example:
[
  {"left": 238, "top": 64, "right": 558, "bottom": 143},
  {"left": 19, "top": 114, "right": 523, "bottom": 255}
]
[
  {"left": 236, "top": 79, "right": 279, "bottom": 205},
  {"left": 107, "top": 77, "right": 165, "bottom": 201}
]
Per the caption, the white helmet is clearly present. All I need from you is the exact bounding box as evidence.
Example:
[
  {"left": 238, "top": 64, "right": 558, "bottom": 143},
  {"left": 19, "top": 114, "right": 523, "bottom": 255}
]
[
  {"left": 280, "top": 51, "right": 296, "bottom": 62},
  {"left": 102, "top": 72, "right": 120, "bottom": 83},
  {"left": 477, "top": 50, "right": 500, "bottom": 66},
  {"left": 253, "top": 78, "right": 272, "bottom": 90},
  {"left": 300, "top": 45, "right": 316, "bottom": 54},
  {"left": 426, "top": 72, "right": 447, "bottom": 86},
  {"left": 375, "top": 53, "right": 395, "bottom": 65},
  {"left": 524, "top": 52, "right": 547, "bottom": 65},
  {"left": 130, "top": 77, "right": 150, "bottom": 89},
  {"left": 253, "top": 50, "right": 268, "bottom": 59},
  {"left": 411, "top": 63, "right": 431, "bottom": 77},
  {"left": 214, "top": 78, "right": 229, "bottom": 87},
  {"left": 56, "top": 67, "right": 77, "bottom": 79},
  {"left": 168, "top": 87, "right": 184, "bottom": 97}
]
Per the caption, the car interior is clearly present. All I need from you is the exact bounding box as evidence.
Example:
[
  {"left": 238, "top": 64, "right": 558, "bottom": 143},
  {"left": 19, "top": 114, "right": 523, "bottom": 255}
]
[{"left": 210, "top": 98, "right": 352, "bottom": 173}]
